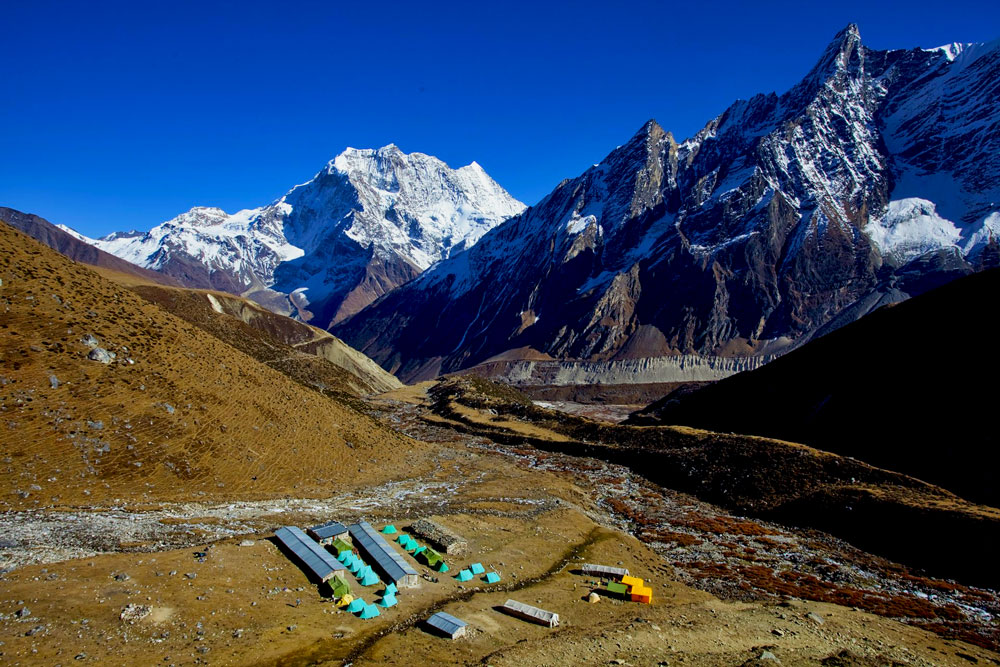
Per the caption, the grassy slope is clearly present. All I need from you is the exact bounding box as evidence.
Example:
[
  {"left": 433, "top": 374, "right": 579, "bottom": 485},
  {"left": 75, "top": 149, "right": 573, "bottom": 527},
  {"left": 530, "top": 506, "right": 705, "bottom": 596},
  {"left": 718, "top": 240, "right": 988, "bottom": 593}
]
[{"left": 0, "top": 221, "right": 424, "bottom": 509}]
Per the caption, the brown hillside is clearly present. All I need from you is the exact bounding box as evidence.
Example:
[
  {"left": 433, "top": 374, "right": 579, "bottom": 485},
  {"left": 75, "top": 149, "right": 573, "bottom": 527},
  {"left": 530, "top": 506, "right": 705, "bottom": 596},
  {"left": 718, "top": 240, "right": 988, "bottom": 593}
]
[
  {"left": 0, "top": 221, "right": 424, "bottom": 509},
  {"left": 0, "top": 206, "right": 183, "bottom": 287},
  {"left": 127, "top": 284, "right": 401, "bottom": 397}
]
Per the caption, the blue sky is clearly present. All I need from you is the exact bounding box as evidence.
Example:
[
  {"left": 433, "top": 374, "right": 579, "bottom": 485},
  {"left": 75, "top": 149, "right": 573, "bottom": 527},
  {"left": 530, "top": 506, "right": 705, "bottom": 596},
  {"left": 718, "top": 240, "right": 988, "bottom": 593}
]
[{"left": 2, "top": 0, "right": 998, "bottom": 237}]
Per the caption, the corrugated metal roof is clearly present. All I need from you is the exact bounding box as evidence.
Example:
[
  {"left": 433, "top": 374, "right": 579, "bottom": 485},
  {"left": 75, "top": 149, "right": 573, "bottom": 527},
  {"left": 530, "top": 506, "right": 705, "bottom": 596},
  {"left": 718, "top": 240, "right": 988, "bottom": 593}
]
[
  {"left": 427, "top": 611, "right": 467, "bottom": 636},
  {"left": 348, "top": 521, "right": 417, "bottom": 584},
  {"left": 274, "top": 526, "right": 344, "bottom": 582},
  {"left": 309, "top": 521, "right": 348, "bottom": 540}
]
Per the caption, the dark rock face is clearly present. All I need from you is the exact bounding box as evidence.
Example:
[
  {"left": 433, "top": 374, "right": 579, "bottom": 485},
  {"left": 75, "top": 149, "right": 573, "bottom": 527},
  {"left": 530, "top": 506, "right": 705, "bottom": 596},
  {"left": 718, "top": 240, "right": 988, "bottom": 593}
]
[{"left": 335, "top": 26, "right": 1000, "bottom": 382}]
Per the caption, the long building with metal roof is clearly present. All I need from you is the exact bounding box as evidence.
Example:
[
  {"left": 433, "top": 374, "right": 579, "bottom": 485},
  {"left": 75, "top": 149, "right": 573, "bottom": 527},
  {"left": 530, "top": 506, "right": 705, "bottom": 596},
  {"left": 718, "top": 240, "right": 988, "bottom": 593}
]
[
  {"left": 426, "top": 611, "right": 468, "bottom": 639},
  {"left": 348, "top": 521, "right": 419, "bottom": 588},
  {"left": 274, "top": 526, "right": 345, "bottom": 583},
  {"left": 499, "top": 599, "right": 560, "bottom": 627},
  {"left": 582, "top": 563, "right": 630, "bottom": 580}
]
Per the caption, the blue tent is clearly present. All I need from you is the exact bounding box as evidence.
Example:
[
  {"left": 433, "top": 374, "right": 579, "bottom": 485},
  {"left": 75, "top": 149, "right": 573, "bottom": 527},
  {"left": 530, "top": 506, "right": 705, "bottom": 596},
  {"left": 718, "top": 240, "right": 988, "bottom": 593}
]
[
  {"left": 359, "top": 603, "right": 381, "bottom": 619},
  {"left": 484, "top": 572, "right": 501, "bottom": 583},
  {"left": 455, "top": 569, "right": 473, "bottom": 582},
  {"left": 379, "top": 593, "right": 397, "bottom": 608},
  {"left": 345, "top": 598, "right": 365, "bottom": 613},
  {"left": 470, "top": 563, "right": 485, "bottom": 575}
]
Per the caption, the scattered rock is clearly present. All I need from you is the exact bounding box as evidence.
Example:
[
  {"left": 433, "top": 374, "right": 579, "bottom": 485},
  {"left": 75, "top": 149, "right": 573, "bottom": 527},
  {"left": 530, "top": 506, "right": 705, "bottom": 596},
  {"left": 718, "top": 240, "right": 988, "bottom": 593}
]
[
  {"left": 15, "top": 607, "right": 30, "bottom": 618},
  {"left": 119, "top": 604, "right": 151, "bottom": 624},
  {"left": 805, "top": 611, "right": 825, "bottom": 625},
  {"left": 48, "top": 375, "right": 60, "bottom": 389},
  {"left": 25, "top": 624, "right": 45, "bottom": 636},
  {"left": 185, "top": 572, "right": 197, "bottom": 579},
  {"left": 771, "top": 628, "right": 784, "bottom": 637},
  {"left": 239, "top": 540, "right": 256, "bottom": 547},
  {"left": 87, "top": 347, "right": 115, "bottom": 364},
  {"left": 760, "top": 651, "right": 780, "bottom": 663},
  {"left": 80, "top": 334, "right": 99, "bottom": 348},
  {"left": 112, "top": 572, "right": 130, "bottom": 582},
  {"left": 588, "top": 592, "right": 601, "bottom": 603}
]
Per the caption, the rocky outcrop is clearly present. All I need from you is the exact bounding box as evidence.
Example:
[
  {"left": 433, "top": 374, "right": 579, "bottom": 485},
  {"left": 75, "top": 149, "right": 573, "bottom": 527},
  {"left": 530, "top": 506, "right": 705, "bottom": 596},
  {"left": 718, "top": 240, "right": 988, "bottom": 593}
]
[{"left": 336, "top": 27, "right": 1000, "bottom": 382}]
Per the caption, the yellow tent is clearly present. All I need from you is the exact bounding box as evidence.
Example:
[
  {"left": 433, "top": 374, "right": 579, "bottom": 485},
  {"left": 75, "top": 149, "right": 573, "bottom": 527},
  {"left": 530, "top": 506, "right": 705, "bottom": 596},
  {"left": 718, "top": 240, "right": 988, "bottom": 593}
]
[{"left": 336, "top": 593, "right": 355, "bottom": 608}]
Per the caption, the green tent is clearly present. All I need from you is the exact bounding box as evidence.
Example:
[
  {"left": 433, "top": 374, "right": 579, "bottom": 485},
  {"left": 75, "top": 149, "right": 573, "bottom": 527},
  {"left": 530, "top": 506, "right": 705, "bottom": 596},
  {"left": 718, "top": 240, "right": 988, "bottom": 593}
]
[
  {"left": 422, "top": 547, "right": 443, "bottom": 567},
  {"left": 331, "top": 538, "right": 353, "bottom": 556},
  {"left": 345, "top": 598, "right": 365, "bottom": 613},
  {"left": 470, "top": 562, "right": 485, "bottom": 575},
  {"left": 381, "top": 524, "right": 398, "bottom": 535},
  {"left": 329, "top": 574, "right": 351, "bottom": 599},
  {"left": 607, "top": 581, "right": 629, "bottom": 596},
  {"left": 359, "top": 603, "right": 380, "bottom": 619},
  {"left": 455, "top": 569, "right": 473, "bottom": 582},
  {"left": 484, "top": 572, "right": 500, "bottom": 584}
]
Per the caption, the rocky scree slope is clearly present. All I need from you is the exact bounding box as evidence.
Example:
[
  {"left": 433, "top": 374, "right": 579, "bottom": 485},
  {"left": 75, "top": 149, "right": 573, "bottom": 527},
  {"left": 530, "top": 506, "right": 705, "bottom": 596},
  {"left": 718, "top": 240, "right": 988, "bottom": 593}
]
[
  {"left": 69, "top": 146, "right": 524, "bottom": 328},
  {"left": 335, "top": 26, "right": 1000, "bottom": 382}
]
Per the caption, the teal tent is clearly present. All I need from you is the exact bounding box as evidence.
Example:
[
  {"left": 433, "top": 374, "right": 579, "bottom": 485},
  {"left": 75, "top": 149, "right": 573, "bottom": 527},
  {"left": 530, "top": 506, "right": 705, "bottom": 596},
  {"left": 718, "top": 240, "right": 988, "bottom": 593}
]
[
  {"left": 455, "top": 569, "right": 473, "bottom": 582},
  {"left": 470, "top": 563, "right": 485, "bottom": 575},
  {"left": 348, "top": 559, "right": 362, "bottom": 574},
  {"left": 359, "top": 570, "right": 380, "bottom": 586},
  {"left": 379, "top": 593, "right": 397, "bottom": 608},
  {"left": 359, "top": 604, "right": 381, "bottom": 619},
  {"left": 345, "top": 598, "right": 365, "bottom": 613},
  {"left": 413, "top": 545, "right": 427, "bottom": 556},
  {"left": 385, "top": 582, "right": 398, "bottom": 595},
  {"left": 438, "top": 562, "right": 450, "bottom": 573},
  {"left": 397, "top": 534, "right": 411, "bottom": 546},
  {"left": 381, "top": 524, "right": 398, "bottom": 535},
  {"left": 337, "top": 551, "right": 352, "bottom": 565},
  {"left": 484, "top": 572, "right": 501, "bottom": 583}
]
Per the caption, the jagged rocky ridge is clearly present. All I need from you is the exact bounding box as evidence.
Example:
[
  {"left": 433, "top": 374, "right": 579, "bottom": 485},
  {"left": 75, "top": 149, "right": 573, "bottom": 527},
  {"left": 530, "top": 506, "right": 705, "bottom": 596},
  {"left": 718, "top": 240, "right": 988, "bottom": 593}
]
[
  {"left": 71, "top": 146, "right": 524, "bottom": 328},
  {"left": 335, "top": 25, "right": 1000, "bottom": 382}
]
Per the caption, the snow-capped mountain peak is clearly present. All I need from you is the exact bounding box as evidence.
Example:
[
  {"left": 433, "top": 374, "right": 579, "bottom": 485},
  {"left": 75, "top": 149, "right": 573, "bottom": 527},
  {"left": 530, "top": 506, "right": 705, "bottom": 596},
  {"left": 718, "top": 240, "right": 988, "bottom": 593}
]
[{"left": 74, "top": 145, "right": 524, "bottom": 327}]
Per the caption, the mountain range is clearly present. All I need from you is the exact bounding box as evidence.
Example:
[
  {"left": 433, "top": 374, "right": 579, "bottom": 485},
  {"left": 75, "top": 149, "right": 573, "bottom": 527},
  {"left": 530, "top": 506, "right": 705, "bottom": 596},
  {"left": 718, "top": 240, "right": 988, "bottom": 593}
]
[
  {"left": 67, "top": 146, "right": 524, "bottom": 328},
  {"left": 333, "top": 25, "right": 1000, "bottom": 381}
]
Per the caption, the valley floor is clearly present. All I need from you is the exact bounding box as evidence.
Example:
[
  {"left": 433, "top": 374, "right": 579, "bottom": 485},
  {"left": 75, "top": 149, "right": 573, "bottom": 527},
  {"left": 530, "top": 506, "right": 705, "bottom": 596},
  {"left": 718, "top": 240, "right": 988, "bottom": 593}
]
[{"left": 0, "top": 387, "right": 997, "bottom": 666}]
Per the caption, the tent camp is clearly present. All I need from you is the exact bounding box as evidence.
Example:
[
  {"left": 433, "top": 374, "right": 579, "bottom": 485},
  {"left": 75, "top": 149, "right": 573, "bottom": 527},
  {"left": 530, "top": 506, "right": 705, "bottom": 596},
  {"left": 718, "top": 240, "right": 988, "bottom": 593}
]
[
  {"left": 349, "top": 521, "right": 419, "bottom": 588},
  {"left": 330, "top": 538, "right": 353, "bottom": 556}
]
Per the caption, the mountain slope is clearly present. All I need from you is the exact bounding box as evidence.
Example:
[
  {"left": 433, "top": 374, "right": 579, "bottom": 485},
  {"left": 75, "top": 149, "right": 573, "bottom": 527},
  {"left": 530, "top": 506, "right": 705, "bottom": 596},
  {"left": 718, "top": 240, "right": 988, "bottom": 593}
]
[
  {"left": 74, "top": 146, "right": 524, "bottom": 328},
  {"left": 0, "top": 207, "right": 183, "bottom": 287},
  {"left": 626, "top": 267, "right": 1000, "bottom": 508},
  {"left": 334, "top": 26, "right": 1000, "bottom": 382},
  {"left": 0, "top": 220, "right": 420, "bottom": 509}
]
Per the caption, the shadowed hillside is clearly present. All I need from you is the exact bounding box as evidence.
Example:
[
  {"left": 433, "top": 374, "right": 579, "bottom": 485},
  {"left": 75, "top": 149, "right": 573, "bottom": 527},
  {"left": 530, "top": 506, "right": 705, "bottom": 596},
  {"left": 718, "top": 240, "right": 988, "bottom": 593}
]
[{"left": 627, "top": 268, "right": 1000, "bottom": 508}]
